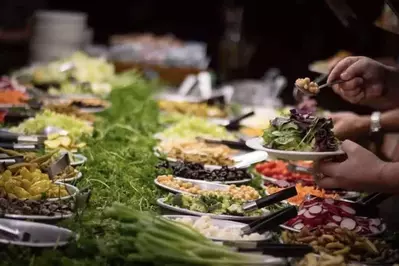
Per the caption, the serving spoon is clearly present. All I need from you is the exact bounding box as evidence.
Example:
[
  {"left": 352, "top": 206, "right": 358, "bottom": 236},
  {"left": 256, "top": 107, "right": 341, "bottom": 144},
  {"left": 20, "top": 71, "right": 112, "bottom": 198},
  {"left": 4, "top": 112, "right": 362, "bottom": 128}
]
[{"left": 293, "top": 79, "right": 347, "bottom": 101}]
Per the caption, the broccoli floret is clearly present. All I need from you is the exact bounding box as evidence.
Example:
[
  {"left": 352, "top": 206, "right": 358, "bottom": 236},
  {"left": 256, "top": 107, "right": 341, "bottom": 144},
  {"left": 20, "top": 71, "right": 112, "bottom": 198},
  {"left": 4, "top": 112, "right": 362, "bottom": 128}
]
[
  {"left": 170, "top": 194, "right": 192, "bottom": 207},
  {"left": 227, "top": 203, "right": 243, "bottom": 215},
  {"left": 189, "top": 202, "right": 207, "bottom": 213},
  {"left": 208, "top": 202, "right": 222, "bottom": 213}
]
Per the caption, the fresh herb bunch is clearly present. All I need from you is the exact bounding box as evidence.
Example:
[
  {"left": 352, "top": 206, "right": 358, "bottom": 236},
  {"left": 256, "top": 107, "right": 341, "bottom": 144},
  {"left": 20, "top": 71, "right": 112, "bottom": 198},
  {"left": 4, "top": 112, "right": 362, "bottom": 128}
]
[
  {"left": 263, "top": 109, "right": 338, "bottom": 152},
  {"left": 0, "top": 73, "right": 164, "bottom": 266},
  {"left": 101, "top": 203, "right": 269, "bottom": 265}
]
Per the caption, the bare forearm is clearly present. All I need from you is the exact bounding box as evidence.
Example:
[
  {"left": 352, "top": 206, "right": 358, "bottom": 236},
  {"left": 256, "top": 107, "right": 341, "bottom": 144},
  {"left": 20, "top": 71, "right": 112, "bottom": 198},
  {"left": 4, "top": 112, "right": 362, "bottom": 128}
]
[
  {"left": 380, "top": 162, "right": 399, "bottom": 193},
  {"left": 380, "top": 109, "right": 399, "bottom": 132},
  {"left": 385, "top": 66, "right": 399, "bottom": 103},
  {"left": 354, "top": 109, "right": 399, "bottom": 135}
]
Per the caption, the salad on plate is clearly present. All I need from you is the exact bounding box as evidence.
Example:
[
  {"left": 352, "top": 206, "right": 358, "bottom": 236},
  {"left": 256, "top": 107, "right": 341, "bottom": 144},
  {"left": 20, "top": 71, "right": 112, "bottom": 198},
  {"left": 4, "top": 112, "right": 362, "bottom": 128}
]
[{"left": 263, "top": 109, "right": 339, "bottom": 152}]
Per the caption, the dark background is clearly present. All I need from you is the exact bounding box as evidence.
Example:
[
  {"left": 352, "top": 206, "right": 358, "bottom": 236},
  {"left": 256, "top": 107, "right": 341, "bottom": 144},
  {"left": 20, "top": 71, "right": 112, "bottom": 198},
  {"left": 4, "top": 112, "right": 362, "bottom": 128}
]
[{"left": 0, "top": 0, "right": 391, "bottom": 112}]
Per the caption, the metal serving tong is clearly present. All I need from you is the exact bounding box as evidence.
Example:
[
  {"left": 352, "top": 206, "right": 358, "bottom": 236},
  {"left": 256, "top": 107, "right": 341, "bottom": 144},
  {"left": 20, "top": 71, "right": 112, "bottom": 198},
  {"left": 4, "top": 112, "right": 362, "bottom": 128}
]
[
  {"left": 0, "top": 131, "right": 44, "bottom": 144},
  {"left": 224, "top": 111, "right": 255, "bottom": 131},
  {"left": 196, "top": 137, "right": 253, "bottom": 151},
  {"left": 0, "top": 223, "right": 30, "bottom": 242},
  {"left": 0, "top": 155, "right": 24, "bottom": 165},
  {"left": 243, "top": 186, "right": 298, "bottom": 212},
  {"left": 357, "top": 192, "right": 392, "bottom": 206},
  {"left": 0, "top": 143, "right": 41, "bottom": 151},
  {"left": 286, "top": 163, "right": 313, "bottom": 175},
  {"left": 47, "top": 153, "right": 70, "bottom": 179},
  {"left": 241, "top": 206, "right": 298, "bottom": 235},
  {"left": 335, "top": 193, "right": 391, "bottom": 218}
]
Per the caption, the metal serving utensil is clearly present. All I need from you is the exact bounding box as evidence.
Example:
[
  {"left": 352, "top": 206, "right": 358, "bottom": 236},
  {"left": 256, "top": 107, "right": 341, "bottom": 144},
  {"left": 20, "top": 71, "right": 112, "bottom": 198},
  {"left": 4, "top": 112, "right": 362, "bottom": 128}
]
[
  {"left": 47, "top": 153, "right": 70, "bottom": 179},
  {"left": 0, "top": 219, "right": 74, "bottom": 247},
  {"left": 293, "top": 79, "right": 347, "bottom": 101},
  {"left": 43, "top": 126, "right": 68, "bottom": 136},
  {"left": 59, "top": 62, "right": 75, "bottom": 73},
  {"left": 0, "top": 223, "right": 30, "bottom": 241}
]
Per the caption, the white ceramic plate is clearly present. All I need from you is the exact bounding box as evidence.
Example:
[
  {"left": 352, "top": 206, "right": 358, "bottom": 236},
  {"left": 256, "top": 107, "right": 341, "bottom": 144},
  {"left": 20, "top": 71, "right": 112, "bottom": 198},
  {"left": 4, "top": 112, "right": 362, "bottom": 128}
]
[
  {"left": 46, "top": 182, "right": 79, "bottom": 202},
  {"left": 155, "top": 147, "right": 268, "bottom": 170},
  {"left": 246, "top": 137, "right": 344, "bottom": 161},
  {"left": 155, "top": 177, "right": 229, "bottom": 194},
  {"left": 163, "top": 214, "right": 272, "bottom": 241},
  {"left": 71, "top": 154, "right": 87, "bottom": 167},
  {"left": 53, "top": 171, "right": 82, "bottom": 183},
  {"left": 156, "top": 160, "right": 253, "bottom": 186},
  {"left": 3, "top": 212, "right": 73, "bottom": 221},
  {"left": 157, "top": 198, "right": 269, "bottom": 222}
]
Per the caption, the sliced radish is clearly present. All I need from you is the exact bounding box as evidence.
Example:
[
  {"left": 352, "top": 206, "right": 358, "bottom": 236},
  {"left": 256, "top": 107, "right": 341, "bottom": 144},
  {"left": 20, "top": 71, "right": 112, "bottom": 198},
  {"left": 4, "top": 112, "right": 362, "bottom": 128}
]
[
  {"left": 340, "top": 205, "right": 356, "bottom": 215},
  {"left": 309, "top": 205, "right": 322, "bottom": 215},
  {"left": 304, "top": 211, "right": 316, "bottom": 219},
  {"left": 303, "top": 202, "right": 320, "bottom": 208},
  {"left": 370, "top": 218, "right": 381, "bottom": 227},
  {"left": 286, "top": 217, "right": 302, "bottom": 226},
  {"left": 340, "top": 218, "right": 356, "bottom": 230},
  {"left": 309, "top": 217, "right": 323, "bottom": 227},
  {"left": 326, "top": 222, "right": 338, "bottom": 227},
  {"left": 325, "top": 205, "right": 342, "bottom": 216},
  {"left": 321, "top": 209, "right": 327, "bottom": 214},
  {"left": 293, "top": 219, "right": 303, "bottom": 225},
  {"left": 324, "top": 198, "right": 335, "bottom": 205},
  {"left": 354, "top": 226, "right": 363, "bottom": 233},
  {"left": 298, "top": 209, "right": 306, "bottom": 216},
  {"left": 332, "top": 215, "right": 342, "bottom": 222},
  {"left": 369, "top": 225, "right": 381, "bottom": 234},
  {"left": 356, "top": 218, "right": 370, "bottom": 227},
  {"left": 293, "top": 223, "right": 305, "bottom": 230}
]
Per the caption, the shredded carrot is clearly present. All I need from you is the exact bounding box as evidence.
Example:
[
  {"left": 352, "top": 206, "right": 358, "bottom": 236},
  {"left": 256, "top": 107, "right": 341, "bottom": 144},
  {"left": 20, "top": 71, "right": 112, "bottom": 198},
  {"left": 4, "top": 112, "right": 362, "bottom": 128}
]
[
  {"left": 266, "top": 183, "right": 339, "bottom": 206},
  {"left": 0, "top": 90, "right": 28, "bottom": 104}
]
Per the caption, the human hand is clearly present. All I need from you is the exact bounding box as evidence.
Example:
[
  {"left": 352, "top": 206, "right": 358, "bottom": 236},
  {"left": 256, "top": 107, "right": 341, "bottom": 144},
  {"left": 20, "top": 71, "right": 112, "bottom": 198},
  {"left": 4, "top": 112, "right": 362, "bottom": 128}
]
[
  {"left": 329, "top": 112, "right": 369, "bottom": 140},
  {"left": 328, "top": 56, "right": 392, "bottom": 104},
  {"left": 315, "top": 140, "right": 388, "bottom": 192},
  {"left": 327, "top": 56, "right": 345, "bottom": 71}
]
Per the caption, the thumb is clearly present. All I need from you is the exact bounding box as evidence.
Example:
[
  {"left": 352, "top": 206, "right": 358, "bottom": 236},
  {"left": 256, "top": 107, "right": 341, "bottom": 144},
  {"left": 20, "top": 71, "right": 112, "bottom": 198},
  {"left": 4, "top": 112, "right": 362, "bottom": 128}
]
[
  {"left": 341, "top": 60, "right": 365, "bottom": 80},
  {"left": 328, "top": 56, "right": 359, "bottom": 83},
  {"left": 340, "top": 139, "right": 359, "bottom": 154}
]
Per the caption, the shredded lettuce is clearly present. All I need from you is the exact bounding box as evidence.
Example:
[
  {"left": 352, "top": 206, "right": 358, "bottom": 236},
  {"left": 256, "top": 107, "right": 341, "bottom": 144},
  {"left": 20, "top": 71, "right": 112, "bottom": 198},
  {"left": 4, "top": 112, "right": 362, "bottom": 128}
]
[
  {"left": 159, "top": 116, "right": 235, "bottom": 140},
  {"left": 10, "top": 110, "right": 93, "bottom": 140}
]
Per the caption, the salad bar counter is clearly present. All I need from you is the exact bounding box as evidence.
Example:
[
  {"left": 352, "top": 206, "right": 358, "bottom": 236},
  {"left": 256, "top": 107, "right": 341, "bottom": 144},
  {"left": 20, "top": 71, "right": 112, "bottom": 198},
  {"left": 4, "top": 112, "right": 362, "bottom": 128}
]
[{"left": 0, "top": 52, "right": 398, "bottom": 266}]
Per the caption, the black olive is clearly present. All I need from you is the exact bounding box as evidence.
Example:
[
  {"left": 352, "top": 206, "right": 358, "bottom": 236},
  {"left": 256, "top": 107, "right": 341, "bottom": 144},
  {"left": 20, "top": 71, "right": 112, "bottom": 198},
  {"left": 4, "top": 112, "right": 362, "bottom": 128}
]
[{"left": 0, "top": 198, "right": 8, "bottom": 207}]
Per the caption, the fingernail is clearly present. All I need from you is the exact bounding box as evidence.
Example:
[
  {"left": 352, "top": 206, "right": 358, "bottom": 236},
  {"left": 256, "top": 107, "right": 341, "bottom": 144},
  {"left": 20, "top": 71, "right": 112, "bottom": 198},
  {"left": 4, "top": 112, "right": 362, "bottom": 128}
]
[{"left": 340, "top": 73, "right": 348, "bottom": 80}]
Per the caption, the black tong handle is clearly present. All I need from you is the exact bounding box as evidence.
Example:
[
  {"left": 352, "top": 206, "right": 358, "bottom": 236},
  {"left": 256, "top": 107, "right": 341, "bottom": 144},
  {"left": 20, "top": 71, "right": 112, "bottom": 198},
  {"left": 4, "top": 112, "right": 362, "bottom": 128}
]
[
  {"left": 0, "top": 156, "right": 24, "bottom": 165},
  {"left": 225, "top": 111, "right": 255, "bottom": 130},
  {"left": 200, "top": 138, "right": 253, "bottom": 151},
  {"left": 0, "top": 132, "right": 18, "bottom": 143},
  {"left": 242, "top": 206, "right": 297, "bottom": 234},
  {"left": 358, "top": 193, "right": 391, "bottom": 206},
  {"left": 0, "top": 133, "right": 40, "bottom": 143},
  {"left": 200, "top": 94, "right": 226, "bottom": 106},
  {"left": 243, "top": 186, "right": 297, "bottom": 212}
]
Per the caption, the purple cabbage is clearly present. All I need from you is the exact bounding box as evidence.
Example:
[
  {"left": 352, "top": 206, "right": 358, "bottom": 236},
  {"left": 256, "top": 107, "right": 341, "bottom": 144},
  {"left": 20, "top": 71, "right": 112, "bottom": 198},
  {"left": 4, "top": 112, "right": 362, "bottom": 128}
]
[{"left": 289, "top": 109, "right": 338, "bottom": 152}]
